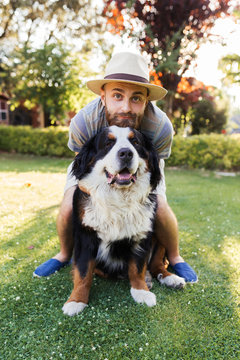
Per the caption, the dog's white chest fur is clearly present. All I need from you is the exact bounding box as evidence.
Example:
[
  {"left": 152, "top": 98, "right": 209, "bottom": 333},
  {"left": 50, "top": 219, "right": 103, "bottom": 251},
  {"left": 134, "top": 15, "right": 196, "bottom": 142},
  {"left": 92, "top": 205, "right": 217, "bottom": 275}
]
[{"left": 82, "top": 184, "right": 155, "bottom": 243}]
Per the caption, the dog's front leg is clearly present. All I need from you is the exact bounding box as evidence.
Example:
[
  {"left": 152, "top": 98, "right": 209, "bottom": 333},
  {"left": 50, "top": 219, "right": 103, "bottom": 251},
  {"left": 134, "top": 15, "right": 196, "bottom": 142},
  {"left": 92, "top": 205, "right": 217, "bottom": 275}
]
[
  {"left": 62, "top": 260, "right": 95, "bottom": 316},
  {"left": 128, "top": 259, "right": 156, "bottom": 307}
]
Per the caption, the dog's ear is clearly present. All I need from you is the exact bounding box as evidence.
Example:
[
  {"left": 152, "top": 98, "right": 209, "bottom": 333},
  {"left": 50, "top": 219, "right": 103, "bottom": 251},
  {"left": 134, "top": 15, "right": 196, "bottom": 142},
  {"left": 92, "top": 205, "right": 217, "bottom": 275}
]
[
  {"left": 142, "top": 135, "right": 161, "bottom": 191},
  {"left": 71, "top": 135, "right": 97, "bottom": 180}
]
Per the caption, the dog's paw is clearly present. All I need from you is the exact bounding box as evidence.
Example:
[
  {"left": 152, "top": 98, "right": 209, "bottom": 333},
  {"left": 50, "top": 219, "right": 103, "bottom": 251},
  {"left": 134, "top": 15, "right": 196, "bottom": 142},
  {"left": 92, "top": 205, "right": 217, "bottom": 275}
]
[
  {"left": 130, "top": 288, "right": 156, "bottom": 307},
  {"left": 62, "top": 301, "right": 87, "bottom": 316},
  {"left": 157, "top": 273, "right": 186, "bottom": 289}
]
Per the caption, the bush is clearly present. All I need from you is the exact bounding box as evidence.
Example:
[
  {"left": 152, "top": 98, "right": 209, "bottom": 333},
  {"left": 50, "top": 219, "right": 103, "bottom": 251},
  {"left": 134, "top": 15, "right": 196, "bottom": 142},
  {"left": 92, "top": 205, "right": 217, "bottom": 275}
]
[
  {"left": 0, "top": 125, "right": 73, "bottom": 157},
  {"left": 187, "top": 99, "right": 227, "bottom": 135},
  {"left": 167, "top": 133, "right": 240, "bottom": 170},
  {"left": 1, "top": 126, "right": 239, "bottom": 170}
]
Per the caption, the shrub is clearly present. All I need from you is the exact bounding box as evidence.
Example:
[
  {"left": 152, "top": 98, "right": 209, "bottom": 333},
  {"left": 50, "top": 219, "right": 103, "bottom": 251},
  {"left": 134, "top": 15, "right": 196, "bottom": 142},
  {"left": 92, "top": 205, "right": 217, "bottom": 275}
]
[
  {"left": 0, "top": 125, "right": 73, "bottom": 157},
  {"left": 0, "top": 126, "right": 239, "bottom": 170},
  {"left": 167, "top": 133, "right": 240, "bottom": 170},
  {"left": 187, "top": 99, "right": 227, "bottom": 135}
]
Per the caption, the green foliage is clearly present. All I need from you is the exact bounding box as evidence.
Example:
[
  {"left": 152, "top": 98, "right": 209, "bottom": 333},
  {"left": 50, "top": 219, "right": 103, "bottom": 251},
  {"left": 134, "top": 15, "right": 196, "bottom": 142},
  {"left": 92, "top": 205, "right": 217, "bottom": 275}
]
[
  {"left": 0, "top": 0, "right": 102, "bottom": 46},
  {"left": 1, "top": 126, "right": 240, "bottom": 171},
  {"left": 219, "top": 54, "right": 240, "bottom": 85},
  {"left": 0, "top": 43, "right": 96, "bottom": 125},
  {"left": 0, "top": 125, "right": 73, "bottom": 157},
  {"left": 187, "top": 99, "right": 227, "bottom": 135},
  {"left": 167, "top": 133, "right": 240, "bottom": 170}
]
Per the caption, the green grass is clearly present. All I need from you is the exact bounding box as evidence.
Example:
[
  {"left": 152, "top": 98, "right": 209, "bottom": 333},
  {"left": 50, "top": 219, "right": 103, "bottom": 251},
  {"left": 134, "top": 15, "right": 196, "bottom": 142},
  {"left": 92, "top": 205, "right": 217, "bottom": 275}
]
[{"left": 0, "top": 152, "right": 239, "bottom": 360}]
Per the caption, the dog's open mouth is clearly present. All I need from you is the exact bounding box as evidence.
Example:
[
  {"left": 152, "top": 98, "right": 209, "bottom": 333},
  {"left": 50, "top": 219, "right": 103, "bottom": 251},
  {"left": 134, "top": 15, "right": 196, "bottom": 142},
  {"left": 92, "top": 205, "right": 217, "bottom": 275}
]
[{"left": 105, "top": 168, "right": 137, "bottom": 185}]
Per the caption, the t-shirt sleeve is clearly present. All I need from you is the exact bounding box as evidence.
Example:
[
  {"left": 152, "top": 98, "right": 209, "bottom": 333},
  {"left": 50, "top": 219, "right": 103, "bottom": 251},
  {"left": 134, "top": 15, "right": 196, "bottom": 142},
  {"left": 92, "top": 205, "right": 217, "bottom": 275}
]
[
  {"left": 141, "top": 104, "right": 173, "bottom": 159},
  {"left": 67, "top": 111, "right": 90, "bottom": 152},
  {"left": 67, "top": 98, "right": 107, "bottom": 153},
  {"left": 153, "top": 111, "right": 173, "bottom": 159}
]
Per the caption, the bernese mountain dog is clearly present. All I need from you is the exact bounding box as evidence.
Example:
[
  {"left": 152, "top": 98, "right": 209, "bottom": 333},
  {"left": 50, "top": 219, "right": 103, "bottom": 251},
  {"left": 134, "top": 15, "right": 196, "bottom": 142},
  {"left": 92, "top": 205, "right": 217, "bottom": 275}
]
[{"left": 62, "top": 126, "right": 185, "bottom": 316}]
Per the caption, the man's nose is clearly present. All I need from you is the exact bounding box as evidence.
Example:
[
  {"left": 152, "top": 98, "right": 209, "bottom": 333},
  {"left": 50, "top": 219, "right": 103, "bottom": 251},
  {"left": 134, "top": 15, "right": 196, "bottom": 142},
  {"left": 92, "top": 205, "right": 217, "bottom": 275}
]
[{"left": 121, "top": 99, "right": 131, "bottom": 112}]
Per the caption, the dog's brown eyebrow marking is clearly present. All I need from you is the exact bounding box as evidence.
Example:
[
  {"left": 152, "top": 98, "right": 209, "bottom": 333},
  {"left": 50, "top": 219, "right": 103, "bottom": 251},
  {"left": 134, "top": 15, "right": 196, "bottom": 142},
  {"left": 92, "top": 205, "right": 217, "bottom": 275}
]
[
  {"left": 128, "top": 131, "right": 135, "bottom": 139},
  {"left": 108, "top": 132, "right": 116, "bottom": 140}
]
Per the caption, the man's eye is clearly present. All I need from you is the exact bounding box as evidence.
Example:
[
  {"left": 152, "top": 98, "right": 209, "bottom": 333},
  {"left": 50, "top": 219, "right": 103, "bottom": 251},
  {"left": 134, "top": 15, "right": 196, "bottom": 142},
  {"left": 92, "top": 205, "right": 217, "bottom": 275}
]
[
  {"left": 113, "top": 93, "right": 122, "bottom": 100},
  {"left": 132, "top": 96, "right": 141, "bottom": 102}
]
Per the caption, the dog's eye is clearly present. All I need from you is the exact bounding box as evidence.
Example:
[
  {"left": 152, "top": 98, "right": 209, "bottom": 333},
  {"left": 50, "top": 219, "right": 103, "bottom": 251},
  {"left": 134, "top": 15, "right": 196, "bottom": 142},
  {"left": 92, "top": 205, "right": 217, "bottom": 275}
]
[
  {"left": 106, "top": 139, "right": 115, "bottom": 147},
  {"left": 131, "top": 138, "right": 139, "bottom": 146}
]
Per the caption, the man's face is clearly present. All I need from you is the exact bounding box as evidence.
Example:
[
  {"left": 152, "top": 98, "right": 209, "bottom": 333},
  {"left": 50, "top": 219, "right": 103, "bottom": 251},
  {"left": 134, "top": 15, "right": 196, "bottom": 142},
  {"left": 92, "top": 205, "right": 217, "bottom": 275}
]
[{"left": 100, "top": 82, "right": 149, "bottom": 129}]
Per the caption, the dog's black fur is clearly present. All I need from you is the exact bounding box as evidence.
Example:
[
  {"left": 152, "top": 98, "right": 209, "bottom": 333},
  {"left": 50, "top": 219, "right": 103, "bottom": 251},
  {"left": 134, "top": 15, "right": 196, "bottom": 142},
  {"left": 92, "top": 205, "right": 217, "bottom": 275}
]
[
  {"left": 62, "top": 126, "right": 185, "bottom": 317},
  {"left": 71, "top": 127, "right": 160, "bottom": 279}
]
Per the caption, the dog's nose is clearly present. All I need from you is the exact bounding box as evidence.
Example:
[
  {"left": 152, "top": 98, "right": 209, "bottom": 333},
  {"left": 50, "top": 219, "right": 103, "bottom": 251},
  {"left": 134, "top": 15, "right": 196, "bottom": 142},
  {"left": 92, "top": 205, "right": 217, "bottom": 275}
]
[{"left": 118, "top": 147, "right": 133, "bottom": 161}]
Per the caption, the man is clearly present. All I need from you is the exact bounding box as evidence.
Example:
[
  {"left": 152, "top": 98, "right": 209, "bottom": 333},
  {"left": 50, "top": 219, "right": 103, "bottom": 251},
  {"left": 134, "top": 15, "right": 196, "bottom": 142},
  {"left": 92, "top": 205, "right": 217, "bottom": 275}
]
[{"left": 33, "top": 52, "right": 197, "bottom": 283}]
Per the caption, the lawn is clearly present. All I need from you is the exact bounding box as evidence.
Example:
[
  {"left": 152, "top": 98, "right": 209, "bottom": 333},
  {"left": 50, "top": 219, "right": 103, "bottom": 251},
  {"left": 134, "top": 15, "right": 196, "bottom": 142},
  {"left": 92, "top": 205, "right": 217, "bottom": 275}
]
[{"left": 0, "top": 152, "right": 239, "bottom": 360}]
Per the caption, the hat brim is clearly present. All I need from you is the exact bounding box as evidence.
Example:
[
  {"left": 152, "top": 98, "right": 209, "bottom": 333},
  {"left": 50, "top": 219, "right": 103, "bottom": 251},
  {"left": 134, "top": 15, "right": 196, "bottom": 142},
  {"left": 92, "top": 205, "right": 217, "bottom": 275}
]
[{"left": 86, "top": 79, "right": 167, "bottom": 101}]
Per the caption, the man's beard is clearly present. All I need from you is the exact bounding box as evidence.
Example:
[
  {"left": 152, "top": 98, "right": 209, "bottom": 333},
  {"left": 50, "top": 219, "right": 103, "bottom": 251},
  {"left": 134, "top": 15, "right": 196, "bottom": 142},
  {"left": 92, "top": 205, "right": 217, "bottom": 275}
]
[{"left": 105, "top": 107, "right": 142, "bottom": 129}]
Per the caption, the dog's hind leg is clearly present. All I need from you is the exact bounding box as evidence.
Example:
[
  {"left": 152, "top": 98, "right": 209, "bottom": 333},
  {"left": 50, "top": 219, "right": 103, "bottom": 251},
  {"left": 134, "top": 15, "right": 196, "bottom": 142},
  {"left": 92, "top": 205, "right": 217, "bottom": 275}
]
[
  {"left": 94, "top": 268, "right": 109, "bottom": 279},
  {"left": 62, "top": 260, "right": 95, "bottom": 316},
  {"left": 128, "top": 260, "right": 156, "bottom": 307},
  {"left": 149, "top": 243, "right": 185, "bottom": 289}
]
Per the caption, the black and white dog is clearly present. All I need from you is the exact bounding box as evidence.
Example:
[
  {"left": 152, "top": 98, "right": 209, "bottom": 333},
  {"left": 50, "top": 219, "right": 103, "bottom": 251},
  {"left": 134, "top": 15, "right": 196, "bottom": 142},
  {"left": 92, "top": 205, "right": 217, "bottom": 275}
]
[{"left": 62, "top": 126, "right": 185, "bottom": 316}]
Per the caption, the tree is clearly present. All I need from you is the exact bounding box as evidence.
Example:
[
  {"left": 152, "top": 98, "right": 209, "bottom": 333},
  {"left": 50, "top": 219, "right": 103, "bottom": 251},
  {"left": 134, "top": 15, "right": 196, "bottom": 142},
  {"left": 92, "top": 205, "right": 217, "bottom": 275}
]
[
  {"left": 171, "top": 77, "right": 214, "bottom": 133},
  {"left": 219, "top": 54, "right": 240, "bottom": 85},
  {"left": 187, "top": 99, "right": 227, "bottom": 135},
  {"left": 103, "top": 0, "right": 232, "bottom": 117},
  {"left": 0, "top": 43, "right": 96, "bottom": 126},
  {"left": 0, "top": 0, "right": 102, "bottom": 46}
]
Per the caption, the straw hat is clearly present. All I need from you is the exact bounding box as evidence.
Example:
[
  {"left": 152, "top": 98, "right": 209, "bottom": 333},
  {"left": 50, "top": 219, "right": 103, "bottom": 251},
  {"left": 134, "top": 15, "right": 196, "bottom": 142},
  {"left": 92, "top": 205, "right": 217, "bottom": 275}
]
[{"left": 87, "top": 52, "right": 167, "bottom": 101}]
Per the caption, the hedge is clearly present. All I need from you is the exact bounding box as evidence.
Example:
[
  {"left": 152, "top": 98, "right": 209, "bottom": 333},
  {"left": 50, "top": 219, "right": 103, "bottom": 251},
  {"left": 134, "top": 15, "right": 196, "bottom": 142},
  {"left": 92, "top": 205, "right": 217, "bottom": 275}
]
[
  {"left": 0, "top": 125, "right": 240, "bottom": 170},
  {"left": 0, "top": 125, "right": 72, "bottom": 157},
  {"left": 166, "top": 133, "right": 240, "bottom": 171}
]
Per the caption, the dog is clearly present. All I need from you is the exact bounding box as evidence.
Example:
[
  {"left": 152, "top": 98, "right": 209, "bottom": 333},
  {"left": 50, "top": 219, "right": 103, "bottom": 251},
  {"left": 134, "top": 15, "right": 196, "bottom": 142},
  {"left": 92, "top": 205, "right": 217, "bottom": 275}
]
[{"left": 62, "top": 126, "right": 185, "bottom": 316}]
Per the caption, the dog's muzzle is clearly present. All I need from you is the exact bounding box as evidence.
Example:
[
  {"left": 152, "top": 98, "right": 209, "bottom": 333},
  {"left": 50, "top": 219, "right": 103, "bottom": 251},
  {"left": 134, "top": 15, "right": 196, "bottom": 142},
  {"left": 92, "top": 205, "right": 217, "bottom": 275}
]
[
  {"left": 105, "top": 168, "right": 137, "bottom": 186},
  {"left": 105, "top": 147, "right": 137, "bottom": 186}
]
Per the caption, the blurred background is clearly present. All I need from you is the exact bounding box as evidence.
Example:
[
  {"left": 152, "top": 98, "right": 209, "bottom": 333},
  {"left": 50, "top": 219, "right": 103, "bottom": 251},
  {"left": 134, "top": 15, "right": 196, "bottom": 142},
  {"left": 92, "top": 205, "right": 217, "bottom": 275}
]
[{"left": 0, "top": 0, "right": 239, "bottom": 135}]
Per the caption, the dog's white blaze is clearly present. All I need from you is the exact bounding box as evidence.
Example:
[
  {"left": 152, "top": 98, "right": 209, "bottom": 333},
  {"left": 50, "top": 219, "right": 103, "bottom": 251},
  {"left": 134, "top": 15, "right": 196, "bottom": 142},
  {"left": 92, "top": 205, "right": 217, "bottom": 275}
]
[
  {"left": 62, "top": 301, "right": 87, "bottom": 316},
  {"left": 102, "top": 126, "right": 140, "bottom": 177},
  {"left": 130, "top": 288, "right": 156, "bottom": 307}
]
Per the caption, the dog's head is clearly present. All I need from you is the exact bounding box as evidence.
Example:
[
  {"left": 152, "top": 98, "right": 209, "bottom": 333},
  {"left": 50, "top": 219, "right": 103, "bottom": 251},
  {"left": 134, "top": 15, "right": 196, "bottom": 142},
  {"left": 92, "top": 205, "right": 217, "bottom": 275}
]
[{"left": 72, "top": 126, "right": 161, "bottom": 191}]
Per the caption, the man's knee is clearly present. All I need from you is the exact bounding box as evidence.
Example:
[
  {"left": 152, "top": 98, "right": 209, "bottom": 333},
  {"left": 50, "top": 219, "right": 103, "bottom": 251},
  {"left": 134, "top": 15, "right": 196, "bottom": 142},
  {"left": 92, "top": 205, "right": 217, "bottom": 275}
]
[{"left": 156, "top": 195, "right": 178, "bottom": 227}]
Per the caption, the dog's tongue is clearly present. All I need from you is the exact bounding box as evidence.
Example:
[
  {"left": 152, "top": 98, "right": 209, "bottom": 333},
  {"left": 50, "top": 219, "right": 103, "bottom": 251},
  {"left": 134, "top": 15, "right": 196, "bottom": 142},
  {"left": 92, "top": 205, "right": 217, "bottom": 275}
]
[{"left": 117, "top": 169, "right": 132, "bottom": 180}]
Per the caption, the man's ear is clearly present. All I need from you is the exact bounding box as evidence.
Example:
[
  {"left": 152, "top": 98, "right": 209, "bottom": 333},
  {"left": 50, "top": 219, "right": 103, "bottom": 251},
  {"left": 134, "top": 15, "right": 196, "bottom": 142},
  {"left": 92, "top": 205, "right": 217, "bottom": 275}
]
[{"left": 100, "top": 87, "right": 106, "bottom": 106}]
